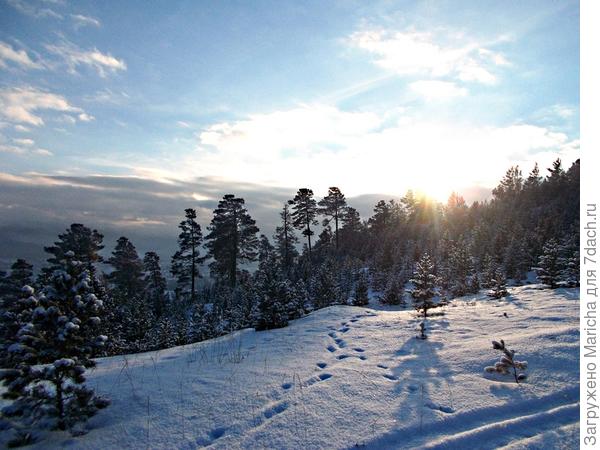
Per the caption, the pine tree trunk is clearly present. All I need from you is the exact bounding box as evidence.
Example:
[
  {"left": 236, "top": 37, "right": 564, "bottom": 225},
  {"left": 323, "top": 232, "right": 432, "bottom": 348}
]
[
  {"left": 334, "top": 212, "right": 339, "bottom": 251},
  {"left": 55, "top": 375, "right": 65, "bottom": 430}
]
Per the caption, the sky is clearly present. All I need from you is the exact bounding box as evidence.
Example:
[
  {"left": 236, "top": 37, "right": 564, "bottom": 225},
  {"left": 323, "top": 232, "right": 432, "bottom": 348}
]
[{"left": 0, "top": 0, "right": 580, "bottom": 269}]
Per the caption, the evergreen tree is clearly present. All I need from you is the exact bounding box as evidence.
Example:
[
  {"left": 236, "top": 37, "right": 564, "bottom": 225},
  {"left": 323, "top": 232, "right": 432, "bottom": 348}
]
[
  {"left": 353, "top": 271, "right": 369, "bottom": 306},
  {"left": 171, "top": 208, "right": 203, "bottom": 301},
  {"left": 142, "top": 252, "right": 167, "bottom": 317},
  {"left": 106, "top": 237, "right": 144, "bottom": 299},
  {"left": 534, "top": 238, "right": 565, "bottom": 288},
  {"left": 204, "top": 195, "right": 260, "bottom": 286},
  {"left": 273, "top": 201, "right": 299, "bottom": 275},
  {"left": 447, "top": 239, "right": 473, "bottom": 297},
  {"left": 318, "top": 187, "right": 347, "bottom": 251},
  {"left": 40, "top": 224, "right": 105, "bottom": 299},
  {"left": 311, "top": 259, "right": 339, "bottom": 308},
  {"left": 381, "top": 276, "right": 405, "bottom": 305},
  {"left": 369, "top": 200, "right": 391, "bottom": 232},
  {"left": 290, "top": 188, "right": 319, "bottom": 259},
  {"left": 0, "top": 252, "right": 109, "bottom": 441},
  {"left": 410, "top": 253, "right": 439, "bottom": 339},
  {"left": 5, "top": 259, "right": 34, "bottom": 296},
  {"left": 488, "top": 269, "right": 508, "bottom": 299}
]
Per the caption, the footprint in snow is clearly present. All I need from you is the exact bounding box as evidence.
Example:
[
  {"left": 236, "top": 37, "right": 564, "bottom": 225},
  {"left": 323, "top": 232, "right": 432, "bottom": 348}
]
[
  {"left": 326, "top": 345, "right": 337, "bottom": 353},
  {"left": 425, "top": 401, "right": 454, "bottom": 414},
  {"left": 382, "top": 373, "right": 398, "bottom": 381},
  {"left": 281, "top": 382, "right": 293, "bottom": 390},
  {"left": 338, "top": 326, "right": 350, "bottom": 333},
  {"left": 328, "top": 331, "right": 337, "bottom": 338},
  {"left": 316, "top": 362, "right": 327, "bottom": 369},
  {"left": 263, "top": 401, "right": 289, "bottom": 419},
  {"left": 353, "top": 347, "right": 365, "bottom": 353},
  {"left": 377, "top": 364, "right": 389, "bottom": 369},
  {"left": 407, "top": 384, "right": 419, "bottom": 393},
  {"left": 334, "top": 338, "right": 347, "bottom": 348}
]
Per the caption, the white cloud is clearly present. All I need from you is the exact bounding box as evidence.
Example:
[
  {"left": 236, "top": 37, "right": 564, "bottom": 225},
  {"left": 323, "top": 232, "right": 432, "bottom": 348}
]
[
  {"left": 409, "top": 80, "right": 467, "bottom": 100},
  {"left": 0, "top": 87, "right": 87, "bottom": 126},
  {"left": 7, "top": 0, "right": 63, "bottom": 19},
  {"left": 0, "top": 133, "right": 52, "bottom": 157},
  {"left": 189, "top": 104, "right": 578, "bottom": 197},
  {"left": 0, "top": 41, "right": 42, "bottom": 70},
  {"left": 349, "top": 29, "right": 507, "bottom": 86},
  {"left": 13, "top": 138, "right": 35, "bottom": 146},
  {"left": 70, "top": 13, "right": 101, "bottom": 29},
  {"left": 44, "top": 40, "right": 126, "bottom": 77}
]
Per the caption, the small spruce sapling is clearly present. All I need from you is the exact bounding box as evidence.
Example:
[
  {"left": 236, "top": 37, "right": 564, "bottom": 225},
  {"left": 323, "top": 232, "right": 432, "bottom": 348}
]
[
  {"left": 484, "top": 339, "right": 528, "bottom": 383},
  {"left": 487, "top": 269, "right": 508, "bottom": 299}
]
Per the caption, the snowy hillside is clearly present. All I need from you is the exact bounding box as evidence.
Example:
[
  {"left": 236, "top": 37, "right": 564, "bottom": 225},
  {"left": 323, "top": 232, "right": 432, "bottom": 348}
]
[{"left": 19, "top": 286, "right": 579, "bottom": 449}]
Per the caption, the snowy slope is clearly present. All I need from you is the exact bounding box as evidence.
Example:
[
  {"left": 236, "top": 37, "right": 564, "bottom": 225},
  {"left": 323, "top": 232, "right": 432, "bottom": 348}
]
[{"left": 17, "top": 286, "right": 579, "bottom": 449}]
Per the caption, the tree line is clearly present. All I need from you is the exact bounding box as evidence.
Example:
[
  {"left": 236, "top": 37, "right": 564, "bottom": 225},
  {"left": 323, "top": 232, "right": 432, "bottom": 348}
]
[{"left": 0, "top": 157, "right": 579, "bottom": 444}]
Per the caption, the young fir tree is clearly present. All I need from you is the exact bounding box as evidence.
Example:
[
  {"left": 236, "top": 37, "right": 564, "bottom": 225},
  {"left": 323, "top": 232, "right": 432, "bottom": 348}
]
[
  {"left": 0, "top": 285, "right": 37, "bottom": 368},
  {"left": 273, "top": 201, "right": 299, "bottom": 275},
  {"left": 410, "top": 253, "right": 439, "bottom": 339},
  {"left": 311, "top": 259, "right": 339, "bottom": 309},
  {"left": 353, "top": 271, "right": 370, "bottom": 306},
  {"left": 318, "top": 187, "right": 348, "bottom": 252},
  {"left": 204, "top": 195, "right": 260, "bottom": 287},
  {"left": 534, "top": 238, "right": 565, "bottom": 288},
  {"left": 0, "top": 252, "right": 109, "bottom": 444},
  {"left": 447, "top": 239, "right": 473, "bottom": 297},
  {"left": 142, "top": 252, "right": 167, "bottom": 317},
  {"left": 290, "top": 188, "right": 319, "bottom": 260},
  {"left": 171, "top": 208, "right": 203, "bottom": 301},
  {"left": 254, "top": 236, "right": 289, "bottom": 331},
  {"left": 487, "top": 269, "right": 508, "bottom": 299},
  {"left": 381, "top": 276, "right": 405, "bottom": 306},
  {"left": 106, "top": 237, "right": 144, "bottom": 300}
]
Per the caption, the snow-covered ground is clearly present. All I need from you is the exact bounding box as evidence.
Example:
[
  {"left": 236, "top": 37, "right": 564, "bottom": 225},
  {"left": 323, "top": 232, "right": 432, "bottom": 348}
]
[{"left": 18, "top": 286, "right": 580, "bottom": 449}]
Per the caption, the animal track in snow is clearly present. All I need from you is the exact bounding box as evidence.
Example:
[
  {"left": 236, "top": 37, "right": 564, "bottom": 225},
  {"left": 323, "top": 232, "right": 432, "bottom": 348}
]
[
  {"left": 281, "top": 382, "right": 293, "bottom": 390},
  {"left": 316, "top": 362, "right": 327, "bottom": 369},
  {"left": 425, "top": 401, "right": 454, "bottom": 414},
  {"left": 263, "top": 401, "right": 289, "bottom": 419},
  {"left": 338, "top": 326, "right": 350, "bottom": 333},
  {"left": 382, "top": 373, "right": 398, "bottom": 381},
  {"left": 326, "top": 345, "right": 336, "bottom": 353},
  {"left": 353, "top": 347, "right": 365, "bottom": 353},
  {"left": 377, "top": 364, "right": 389, "bottom": 369}
]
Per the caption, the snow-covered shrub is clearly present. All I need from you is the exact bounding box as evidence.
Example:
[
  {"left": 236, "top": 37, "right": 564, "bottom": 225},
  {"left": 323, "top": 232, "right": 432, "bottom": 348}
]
[{"left": 484, "top": 339, "right": 528, "bottom": 383}]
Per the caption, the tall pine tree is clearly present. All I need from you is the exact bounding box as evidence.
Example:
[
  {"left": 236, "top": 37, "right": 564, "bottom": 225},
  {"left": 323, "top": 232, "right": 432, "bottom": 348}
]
[
  {"left": 204, "top": 195, "right": 259, "bottom": 286},
  {"left": 171, "top": 208, "right": 203, "bottom": 301},
  {"left": 273, "top": 201, "right": 299, "bottom": 275},
  {"left": 318, "top": 187, "right": 347, "bottom": 251},
  {"left": 291, "top": 188, "right": 318, "bottom": 260}
]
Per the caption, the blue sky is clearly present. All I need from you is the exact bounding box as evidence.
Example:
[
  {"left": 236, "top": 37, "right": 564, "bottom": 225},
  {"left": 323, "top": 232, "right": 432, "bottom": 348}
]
[
  {"left": 0, "top": 0, "right": 580, "bottom": 267},
  {"left": 1, "top": 0, "right": 579, "bottom": 195}
]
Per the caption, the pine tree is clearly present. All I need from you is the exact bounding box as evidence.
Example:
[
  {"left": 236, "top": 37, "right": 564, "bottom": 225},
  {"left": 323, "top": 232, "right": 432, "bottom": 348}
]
[
  {"left": 311, "top": 259, "right": 339, "bottom": 308},
  {"left": 5, "top": 259, "right": 34, "bottom": 299},
  {"left": 535, "top": 238, "right": 565, "bottom": 288},
  {"left": 273, "top": 201, "right": 299, "bottom": 274},
  {"left": 447, "top": 239, "right": 473, "bottom": 297},
  {"left": 369, "top": 200, "right": 391, "bottom": 232},
  {"left": 142, "top": 252, "right": 167, "bottom": 317},
  {"left": 353, "top": 271, "right": 369, "bottom": 306},
  {"left": 204, "top": 195, "right": 260, "bottom": 286},
  {"left": 488, "top": 269, "right": 508, "bottom": 299},
  {"left": 0, "top": 285, "right": 37, "bottom": 368},
  {"left": 106, "top": 237, "right": 144, "bottom": 299},
  {"left": 0, "top": 252, "right": 109, "bottom": 441},
  {"left": 171, "top": 208, "right": 203, "bottom": 301},
  {"left": 381, "top": 276, "right": 405, "bottom": 305},
  {"left": 410, "top": 253, "right": 439, "bottom": 339},
  {"left": 318, "top": 187, "right": 347, "bottom": 251},
  {"left": 290, "top": 188, "right": 319, "bottom": 260},
  {"left": 40, "top": 224, "right": 104, "bottom": 298}
]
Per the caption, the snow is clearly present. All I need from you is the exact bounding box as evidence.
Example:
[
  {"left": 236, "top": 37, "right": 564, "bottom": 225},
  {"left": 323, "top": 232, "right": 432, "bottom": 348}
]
[{"left": 4, "top": 286, "right": 579, "bottom": 449}]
